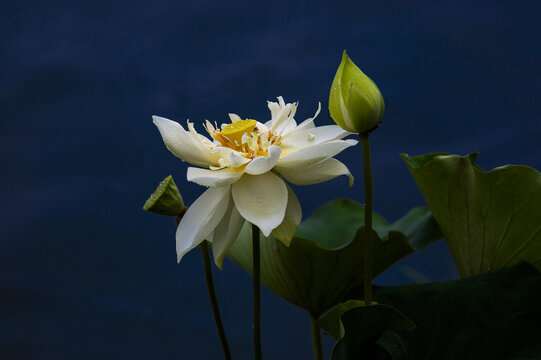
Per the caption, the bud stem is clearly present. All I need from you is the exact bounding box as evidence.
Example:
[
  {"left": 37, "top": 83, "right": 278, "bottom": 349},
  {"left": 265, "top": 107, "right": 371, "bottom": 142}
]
[
  {"left": 310, "top": 314, "right": 324, "bottom": 360},
  {"left": 252, "top": 223, "right": 263, "bottom": 360},
  {"left": 360, "top": 132, "right": 373, "bottom": 305},
  {"left": 200, "top": 241, "right": 233, "bottom": 360}
]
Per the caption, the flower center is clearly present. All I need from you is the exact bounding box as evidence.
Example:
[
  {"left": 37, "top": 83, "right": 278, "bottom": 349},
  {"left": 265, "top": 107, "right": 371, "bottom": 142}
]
[
  {"left": 221, "top": 119, "right": 257, "bottom": 143},
  {"left": 204, "top": 118, "right": 282, "bottom": 170}
]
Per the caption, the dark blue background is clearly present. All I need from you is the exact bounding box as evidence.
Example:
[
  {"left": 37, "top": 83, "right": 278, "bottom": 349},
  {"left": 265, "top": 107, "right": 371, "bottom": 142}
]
[{"left": 1, "top": 1, "right": 539, "bottom": 358}]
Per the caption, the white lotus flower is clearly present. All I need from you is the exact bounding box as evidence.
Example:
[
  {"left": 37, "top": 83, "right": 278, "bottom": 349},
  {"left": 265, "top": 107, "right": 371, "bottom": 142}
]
[{"left": 153, "top": 97, "right": 357, "bottom": 267}]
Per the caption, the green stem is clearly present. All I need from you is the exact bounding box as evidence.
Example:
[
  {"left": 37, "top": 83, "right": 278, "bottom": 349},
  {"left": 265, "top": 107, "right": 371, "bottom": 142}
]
[
  {"left": 200, "top": 241, "right": 232, "bottom": 360},
  {"left": 252, "top": 224, "right": 262, "bottom": 360},
  {"left": 310, "top": 314, "right": 324, "bottom": 360},
  {"left": 360, "top": 132, "right": 373, "bottom": 305}
]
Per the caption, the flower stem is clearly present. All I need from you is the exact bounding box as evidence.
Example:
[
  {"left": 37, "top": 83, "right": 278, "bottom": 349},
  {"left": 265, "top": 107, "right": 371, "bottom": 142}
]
[
  {"left": 360, "top": 132, "right": 373, "bottom": 305},
  {"left": 200, "top": 241, "right": 232, "bottom": 360},
  {"left": 310, "top": 314, "right": 324, "bottom": 360},
  {"left": 252, "top": 224, "right": 262, "bottom": 360}
]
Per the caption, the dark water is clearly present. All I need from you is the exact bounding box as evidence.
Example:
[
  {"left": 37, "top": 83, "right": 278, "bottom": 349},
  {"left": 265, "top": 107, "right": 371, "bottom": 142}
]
[{"left": 1, "top": 1, "right": 540, "bottom": 358}]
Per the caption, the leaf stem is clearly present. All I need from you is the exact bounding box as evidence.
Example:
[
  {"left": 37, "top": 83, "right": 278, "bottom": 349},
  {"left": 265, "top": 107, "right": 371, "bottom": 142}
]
[
  {"left": 252, "top": 224, "right": 262, "bottom": 360},
  {"left": 310, "top": 314, "right": 324, "bottom": 360},
  {"left": 360, "top": 132, "right": 373, "bottom": 305},
  {"left": 200, "top": 241, "right": 233, "bottom": 360}
]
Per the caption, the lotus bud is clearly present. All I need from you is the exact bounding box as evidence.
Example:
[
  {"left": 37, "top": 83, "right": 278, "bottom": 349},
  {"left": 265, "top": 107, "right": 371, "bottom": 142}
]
[
  {"left": 329, "top": 51, "right": 385, "bottom": 134},
  {"left": 143, "top": 175, "right": 185, "bottom": 216}
]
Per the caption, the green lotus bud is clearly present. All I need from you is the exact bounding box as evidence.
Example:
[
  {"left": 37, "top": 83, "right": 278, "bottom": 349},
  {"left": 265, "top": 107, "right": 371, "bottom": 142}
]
[
  {"left": 329, "top": 50, "right": 385, "bottom": 133},
  {"left": 143, "top": 175, "right": 185, "bottom": 216}
]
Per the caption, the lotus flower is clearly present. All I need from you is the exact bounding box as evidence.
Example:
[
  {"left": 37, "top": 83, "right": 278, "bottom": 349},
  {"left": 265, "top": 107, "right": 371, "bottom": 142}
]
[{"left": 153, "top": 97, "right": 357, "bottom": 267}]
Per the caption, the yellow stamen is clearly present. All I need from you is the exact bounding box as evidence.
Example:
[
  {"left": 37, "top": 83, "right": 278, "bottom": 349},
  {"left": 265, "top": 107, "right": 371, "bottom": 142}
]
[{"left": 221, "top": 119, "right": 257, "bottom": 144}]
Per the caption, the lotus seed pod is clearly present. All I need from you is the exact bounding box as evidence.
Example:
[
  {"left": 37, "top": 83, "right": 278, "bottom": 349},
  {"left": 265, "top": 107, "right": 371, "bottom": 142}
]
[{"left": 143, "top": 175, "right": 185, "bottom": 216}]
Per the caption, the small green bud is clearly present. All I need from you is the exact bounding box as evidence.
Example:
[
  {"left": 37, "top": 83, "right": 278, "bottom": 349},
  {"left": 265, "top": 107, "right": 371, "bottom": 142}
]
[
  {"left": 143, "top": 175, "right": 185, "bottom": 216},
  {"left": 329, "top": 50, "right": 385, "bottom": 133}
]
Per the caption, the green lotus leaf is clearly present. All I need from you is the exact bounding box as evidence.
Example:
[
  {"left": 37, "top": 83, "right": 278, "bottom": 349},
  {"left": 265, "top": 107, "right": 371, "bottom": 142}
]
[
  {"left": 368, "top": 262, "right": 541, "bottom": 359},
  {"left": 316, "top": 299, "right": 368, "bottom": 340},
  {"left": 402, "top": 153, "right": 541, "bottom": 277},
  {"left": 226, "top": 198, "right": 442, "bottom": 316},
  {"left": 328, "top": 303, "right": 416, "bottom": 360}
]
